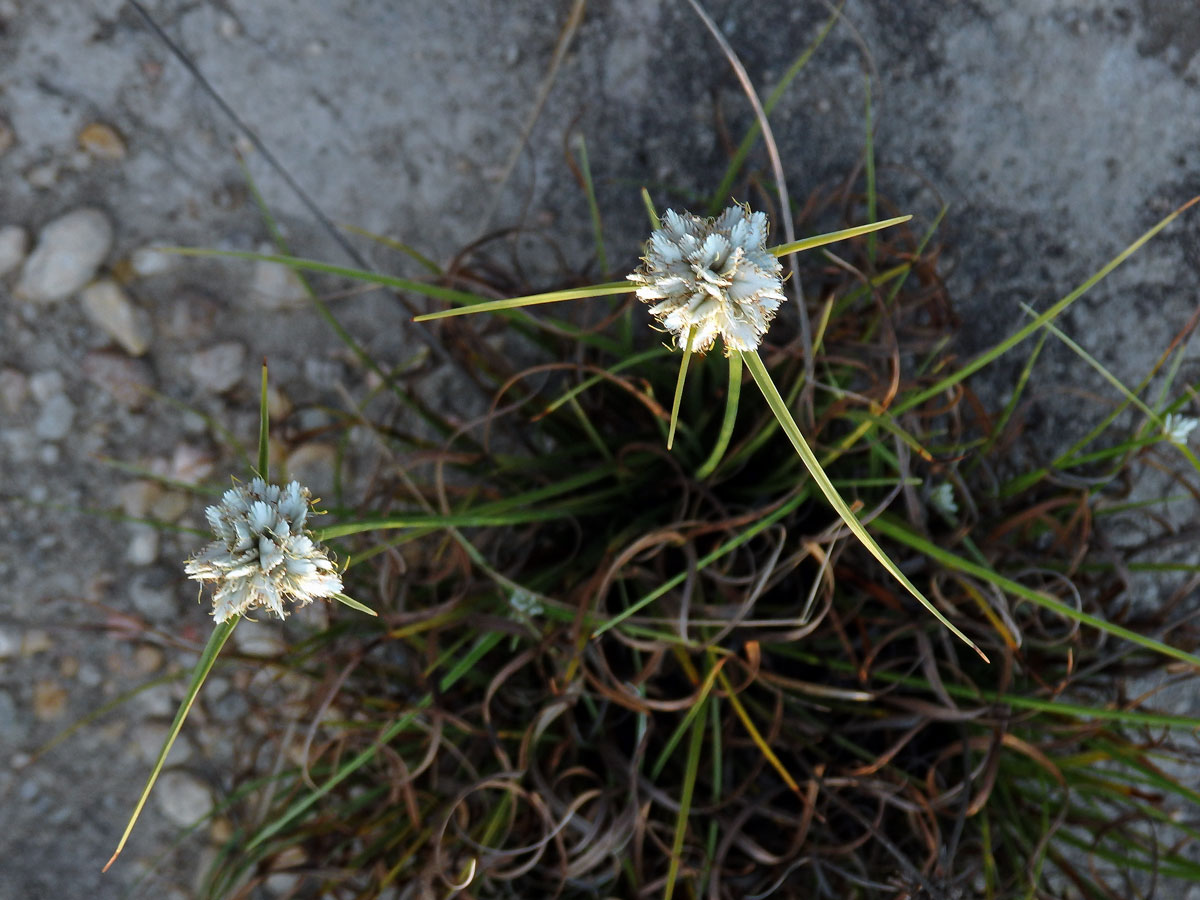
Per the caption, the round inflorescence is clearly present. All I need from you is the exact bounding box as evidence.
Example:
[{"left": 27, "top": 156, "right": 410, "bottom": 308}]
[
  {"left": 184, "top": 478, "right": 343, "bottom": 623},
  {"left": 627, "top": 205, "right": 787, "bottom": 354}
]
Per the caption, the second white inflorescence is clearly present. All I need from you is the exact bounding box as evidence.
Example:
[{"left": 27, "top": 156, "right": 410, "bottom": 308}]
[
  {"left": 184, "top": 478, "right": 343, "bottom": 623},
  {"left": 628, "top": 205, "right": 787, "bottom": 355}
]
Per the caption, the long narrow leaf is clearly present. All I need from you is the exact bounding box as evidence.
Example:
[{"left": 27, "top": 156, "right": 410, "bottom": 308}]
[
  {"left": 695, "top": 351, "right": 743, "bottom": 479},
  {"left": 413, "top": 282, "right": 636, "bottom": 322},
  {"left": 872, "top": 515, "right": 1200, "bottom": 668},
  {"left": 664, "top": 695, "right": 708, "bottom": 900},
  {"left": 104, "top": 618, "right": 239, "bottom": 871},
  {"left": 668, "top": 326, "right": 697, "bottom": 449},
  {"left": 895, "top": 195, "right": 1200, "bottom": 415},
  {"left": 742, "top": 349, "right": 986, "bottom": 659},
  {"left": 769, "top": 215, "right": 911, "bottom": 258}
]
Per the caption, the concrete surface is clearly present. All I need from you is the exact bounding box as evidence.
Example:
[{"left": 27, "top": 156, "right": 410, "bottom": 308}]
[{"left": 1, "top": 0, "right": 1198, "bottom": 896}]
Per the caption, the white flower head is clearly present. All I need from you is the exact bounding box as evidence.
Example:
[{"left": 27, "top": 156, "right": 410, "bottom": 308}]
[
  {"left": 627, "top": 205, "right": 787, "bottom": 355},
  {"left": 1162, "top": 413, "right": 1199, "bottom": 445},
  {"left": 508, "top": 587, "right": 544, "bottom": 621},
  {"left": 184, "top": 478, "right": 343, "bottom": 623},
  {"left": 928, "top": 482, "right": 959, "bottom": 520}
]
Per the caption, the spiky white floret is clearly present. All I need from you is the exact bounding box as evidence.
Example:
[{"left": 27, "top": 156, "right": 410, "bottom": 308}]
[
  {"left": 184, "top": 478, "right": 342, "bottom": 623},
  {"left": 1163, "top": 413, "right": 1199, "bottom": 445},
  {"left": 628, "top": 206, "right": 787, "bottom": 354}
]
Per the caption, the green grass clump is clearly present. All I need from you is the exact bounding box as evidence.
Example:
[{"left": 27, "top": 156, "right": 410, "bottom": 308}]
[
  {"left": 161, "top": 173, "right": 1200, "bottom": 899},
  {"left": 100, "top": 13, "right": 1200, "bottom": 897}
]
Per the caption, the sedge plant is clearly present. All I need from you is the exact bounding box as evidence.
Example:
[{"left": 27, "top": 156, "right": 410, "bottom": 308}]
[{"left": 99, "top": 6, "right": 1200, "bottom": 897}]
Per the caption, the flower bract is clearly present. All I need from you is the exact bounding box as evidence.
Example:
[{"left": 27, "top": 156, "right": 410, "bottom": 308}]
[
  {"left": 184, "top": 478, "right": 343, "bottom": 623},
  {"left": 1162, "top": 413, "right": 1199, "bottom": 445},
  {"left": 628, "top": 205, "right": 787, "bottom": 354}
]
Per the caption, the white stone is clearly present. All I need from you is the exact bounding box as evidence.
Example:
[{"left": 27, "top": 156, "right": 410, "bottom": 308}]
[
  {"left": 150, "top": 490, "right": 189, "bottom": 523},
  {"left": 232, "top": 620, "right": 287, "bottom": 656},
  {"left": 129, "top": 570, "right": 176, "bottom": 621},
  {"left": 0, "top": 368, "right": 27, "bottom": 413},
  {"left": 81, "top": 351, "right": 154, "bottom": 408},
  {"left": 129, "top": 244, "right": 174, "bottom": 277},
  {"left": 0, "top": 691, "right": 26, "bottom": 745},
  {"left": 15, "top": 208, "right": 113, "bottom": 303},
  {"left": 0, "top": 225, "right": 28, "bottom": 276},
  {"left": 24, "top": 162, "right": 58, "bottom": 189},
  {"left": 155, "top": 771, "right": 213, "bottom": 827},
  {"left": 0, "top": 628, "right": 19, "bottom": 659},
  {"left": 286, "top": 442, "right": 337, "bottom": 497},
  {"left": 28, "top": 370, "right": 64, "bottom": 403},
  {"left": 126, "top": 525, "right": 159, "bottom": 565},
  {"left": 79, "top": 279, "right": 152, "bottom": 355},
  {"left": 132, "top": 683, "right": 175, "bottom": 718},
  {"left": 168, "top": 442, "right": 215, "bottom": 484},
  {"left": 34, "top": 393, "right": 75, "bottom": 441},
  {"left": 251, "top": 249, "right": 308, "bottom": 309},
  {"left": 188, "top": 342, "right": 246, "bottom": 393}
]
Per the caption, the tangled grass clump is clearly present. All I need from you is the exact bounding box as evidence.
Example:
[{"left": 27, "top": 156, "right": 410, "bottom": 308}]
[
  {"left": 177, "top": 177, "right": 1200, "bottom": 899},
  {"left": 99, "top": 7, "right": 1200, "bottom": 897}
]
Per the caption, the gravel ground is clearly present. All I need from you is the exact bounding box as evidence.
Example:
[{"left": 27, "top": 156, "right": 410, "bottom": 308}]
[{"left": 1, "top": 1, "right": 1199, "bottom": 897}]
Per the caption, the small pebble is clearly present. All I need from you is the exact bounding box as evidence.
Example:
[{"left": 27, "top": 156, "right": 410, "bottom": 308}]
[
  {"left": 266, "top": 385, "right": 292, "bottom": 419},
  {"left": 32, "top": 680, "right": 69, "bottom": 721},
  {"left": 286, "top": 442, "right": 336, "bottom": 497},
  {"left": 34, "top": 393, "right": 76, "bottom": 441},
  {"left": 66, "top": 150, "right": 93, "bottom": 172},
  {"left": 129, "top": 244, "right": 174, "bottom": 277},
  {"left": 21, "top": 630, "right": 52, "bottom": 656},
  {"left": 15, "top": 208, "right": 114, "bottom": 303},
  {"left": 233, "top": 620, "right": 286, "bottom": 656},
  {"left": 78, "top": 122, "right": 127, "bottom": 161},
  {"left": 129, "top": 569, "right": 176, "bottom": 621},
  {"left": 265, "top": 847, "right": 307, "bottom": 895},
  {"left": 188, "top": 341, "right": 246, "bottom": 393},
  {"left": 0, "top": 628, "right": 19, "bottom": 659},
  {"left": 116, "top": 480, "right": 163, "bottom": 518},
  {"left": 251, "top": 252, "right": 308, "bottom": 310},
  {"left": 303, "top": 357, "right": 341, "bottom": 389},
  {"left": 150, "top": 489, "right": 189, "bottom": 523},
  {"left": 132, "top": 683, "right": 174, "bottom": 717},
  {"left": 0, "top": 224, "right": 28, "bottom": 276},
  {"left": 134, "top": 644, "right": 164, "bottom": 674},
  {"left": 160, "top": 289, "right": 218, "bottom": 339},
  {"left": 28, "top": 370, "right": 64, "bottom": 403},
  {"left": 79, "top": 279, "right": 152, "bottom": 355},
  {"left": 0, "top": 117, "right": 13, "bottom": 156},
  {"left": 155, "top": 771, "right": 213, "bottom": 827},
  {"left": 58, "top": 656, "right": 79, "bottom": 679},
  {"left": 168, "top": 443, "right": 215, "bottom": 484},
  {"left": 0, "top": 368, "right": 28, "bottom": 413},
  {"left": 38, "top": 444, "right": 60, "bottom": 465},
  {"left": 209, "top": 690, "right": 248, "bottom": 722},
  {"left": 81, "top": 351, "right": 154, "bottom": 408},
  {"left": 265, "top": 870, "right": 305, "bottom": 896},
  {"left": 23, "top": 162, "right": 59, "bottom": 190},
  {"left": 126, "top": 525, "right": 159, "bottom": 565},
  {"left": 0, "top": 690, "right": 26, "bottom": 745},
  {"left": 210, "top": 817, "right": 234, "bottom": 844}
]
